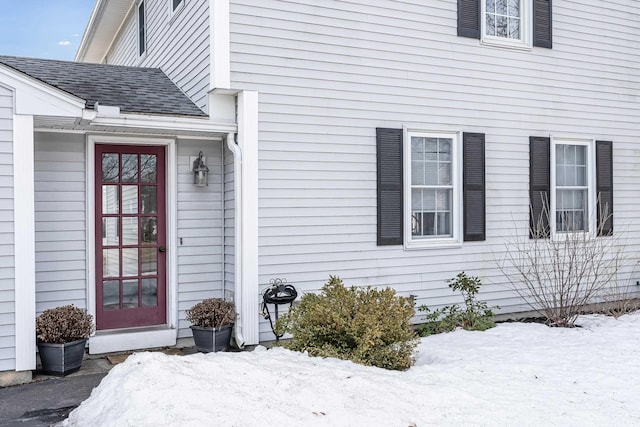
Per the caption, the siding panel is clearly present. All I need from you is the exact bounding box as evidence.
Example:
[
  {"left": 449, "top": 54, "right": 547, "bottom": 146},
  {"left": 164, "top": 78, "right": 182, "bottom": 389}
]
[
  {"left": 176, "top": 140, "right": 224, "bottom": 338},
  {"left": 0, "top": 86, "right": 13, "bottom": 370},
  {"left": 107, "top": 0, "right": 210, "bottom": 110},
  {"left": 34, "top": 133, "right": 87, "bottom": 313},
  {"left": 229, "top": 0, "right": 640, "bottom": 341}
]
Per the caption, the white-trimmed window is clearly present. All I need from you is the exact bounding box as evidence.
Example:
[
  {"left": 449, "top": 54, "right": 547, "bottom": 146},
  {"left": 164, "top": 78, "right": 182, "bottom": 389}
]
[
  {"left": 137, "top": 1, "right": 146, "bottom": 57},
  {"left": 171, "top": 0, "right": 185, "bottom": 16},
  {"left": 405, "top": 131, "right": 462, "bottom": 248},
  {"left": 481, "top": 0, "right": 531, "bottom": 48},
  {"left": 551, "top": 139, "right": 595, "bottom": 234}
]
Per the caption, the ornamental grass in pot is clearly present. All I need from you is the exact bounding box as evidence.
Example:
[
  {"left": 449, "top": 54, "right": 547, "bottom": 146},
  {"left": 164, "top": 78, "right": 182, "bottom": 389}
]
[
  {"left": 36, "top": 305, "right": 94, "bottom": 376},
  {"left": 186, "top": 298, "right": 235, "bottom": 353}
]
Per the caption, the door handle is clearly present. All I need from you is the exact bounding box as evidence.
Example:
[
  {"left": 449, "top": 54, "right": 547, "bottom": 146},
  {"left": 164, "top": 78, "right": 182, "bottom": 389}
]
[{"left": 158, "top": 246, "right": 166, "bottom": 253}]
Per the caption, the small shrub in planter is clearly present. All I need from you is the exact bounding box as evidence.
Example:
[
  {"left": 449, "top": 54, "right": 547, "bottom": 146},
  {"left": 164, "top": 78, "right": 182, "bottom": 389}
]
[
  {"left": 36, "top": 305, "right": 94, "bottom": 376},
  {"left": 275, "top": 276, "right": 418, "bottom": 371},
  {"left": 419, "top": 272, "right": 497, "bottom": 335},
  {"left": 186, "top": 298, "right": 236, "bottom": 353}
]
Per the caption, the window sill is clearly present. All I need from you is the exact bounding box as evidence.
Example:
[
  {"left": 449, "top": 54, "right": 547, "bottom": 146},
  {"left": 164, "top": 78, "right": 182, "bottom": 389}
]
[
  {"left": 404, "top": 238, "right": 462, "bottom": 251},
  {"left": 480, "top": 36, "right": 532, "bottom": 51}
]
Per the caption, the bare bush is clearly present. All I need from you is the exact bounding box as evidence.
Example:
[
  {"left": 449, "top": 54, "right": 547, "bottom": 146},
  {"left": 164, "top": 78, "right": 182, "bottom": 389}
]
[{"left": 498, "top": 200, "right": 629, "bottom": 327}]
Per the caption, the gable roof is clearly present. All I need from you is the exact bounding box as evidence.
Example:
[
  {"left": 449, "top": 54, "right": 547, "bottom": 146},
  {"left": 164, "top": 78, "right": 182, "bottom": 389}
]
[{"left": 0, "top": 55, "right": 206, "bottom": 117}]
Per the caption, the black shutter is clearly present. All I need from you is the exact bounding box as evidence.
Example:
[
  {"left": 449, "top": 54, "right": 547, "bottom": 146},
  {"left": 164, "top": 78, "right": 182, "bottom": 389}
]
[
  {"left": 377, "top": 128, "right": 403, "bottom": 246},
  {"left": 529, "top": 137, "right": 550, "bottom": 238},
  {"left": 458, "top": 0, "right": 480, "bottom": 39},
  {"left": 463, "top": 133, "right": 485, "bottom": 241},
  {"left": 596, "top": 141, "right": 613, "bottom": 236},
  {"left": 533, "top": 0, "right": 552, "bottom": 48}
]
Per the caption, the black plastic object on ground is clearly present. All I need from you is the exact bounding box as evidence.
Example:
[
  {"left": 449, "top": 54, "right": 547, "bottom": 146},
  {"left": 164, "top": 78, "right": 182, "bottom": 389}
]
[{"left": 261, "top": 278, "right": 297, "bottom": 341}]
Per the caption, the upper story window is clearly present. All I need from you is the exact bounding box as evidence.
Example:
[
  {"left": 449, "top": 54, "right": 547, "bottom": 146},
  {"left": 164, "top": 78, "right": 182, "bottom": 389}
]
[
  {"left": 481, "top": 0, "right": 531, "bottom": 48},
  {"left": 137, "top": 1, "right": 146, "bottom": 57},
  {"left": 457, "top": 0, "right": 552, "bottom": 49},
  {"left": 171, "top": 0, "right": 185, "bottom": 16}
]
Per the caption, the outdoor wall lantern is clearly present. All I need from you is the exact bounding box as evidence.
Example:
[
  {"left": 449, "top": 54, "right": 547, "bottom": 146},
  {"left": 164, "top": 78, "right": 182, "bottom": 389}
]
[{"left": 192, "top": 151, "right": 209, "bottom": 187}]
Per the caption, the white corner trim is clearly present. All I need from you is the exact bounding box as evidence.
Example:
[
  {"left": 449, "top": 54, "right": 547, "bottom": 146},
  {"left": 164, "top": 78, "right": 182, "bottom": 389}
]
[
  {"left": 13, "top": 114, "right": 36, "bottom": 371},
  {"left": 210, "top": 0, "right": 230, "bottom": 89},
  {"left": 86, "top": 135, "right": 179, "bottom": 336},
  {"left": 235, "top": 90, "right": 259, "bottom": 345}
]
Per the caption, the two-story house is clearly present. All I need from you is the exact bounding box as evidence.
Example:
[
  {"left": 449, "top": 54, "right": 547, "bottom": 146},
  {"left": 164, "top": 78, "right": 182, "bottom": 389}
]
[{"left": 0, "top": 0, "right": 638, "bottom": 384}]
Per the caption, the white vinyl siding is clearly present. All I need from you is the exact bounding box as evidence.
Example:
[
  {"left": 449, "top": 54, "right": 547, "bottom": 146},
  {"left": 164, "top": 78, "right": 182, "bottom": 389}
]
[
  {"left": 34, "top": 133, "right": 87, "bottom": 314},
  {"left": 223, "top": 145, "right": 235, "bottom": 298},
  {"left": 107, "top": 0, "right": 210, "bottom": 109},
  {"left": 227, "top": 0, "right": 640, "bottom": 341},
  {"left": 0, "top": 86, "right": 14, "bottom": 371},
  {"left": 176, "top": 140, "right": 224, "bottom": 338}
]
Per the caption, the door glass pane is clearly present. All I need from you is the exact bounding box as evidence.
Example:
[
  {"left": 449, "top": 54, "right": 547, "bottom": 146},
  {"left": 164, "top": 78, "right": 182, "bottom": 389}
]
[
  {"left": 123, "top": 280, "right": 139, "bottom": 308},
  {"left": 102, "top": 186, "right": 119, "bottom": 214},
  {"left": 122, "top": 217, "right": 138, "bottom": 245},
  {"left": 141, "top": 154, "right": 157, "bottom": 183},
  {"left": 103, "top": 249, "right": 119, "bottom": 277},
  {"left": 141, "top": 248, "right": 157, "bottom": 275},
  {"left": 103, "top": 280, "right": 120, "bottom": 310},
  {"left": 122, "top": 154, "right": 139, "bottom": 183},
  {"left": 102, "top": 218, "right": 119, "bottom": 246},
  {"left": 122, "top": 185, "right": 138, "bottom": 214},
  {"left": 141, "top": 217, "right": 158, "bottom": 245},
  {"left": 102, "top": 154, "right": 119, "bottom": 182},
  {"left": 142, "top": 278, "right": 157, "bottom": 307},
  {"left": 141, "top": 186, "right": 157, "bottom": 214},
  {"left": 122, "top": 248, "right": 139, "bottom": 276}
]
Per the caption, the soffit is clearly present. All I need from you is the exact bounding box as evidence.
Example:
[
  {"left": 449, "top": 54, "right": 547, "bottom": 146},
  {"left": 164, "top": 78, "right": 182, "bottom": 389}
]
[{"left": 76, "top": 0, "right": 135, "bottom": 63}]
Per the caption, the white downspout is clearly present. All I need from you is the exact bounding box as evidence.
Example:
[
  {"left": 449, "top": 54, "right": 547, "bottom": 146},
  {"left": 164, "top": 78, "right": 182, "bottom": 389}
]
[{"left": 226, "top": 133, "right": 245, "bottom": 348}]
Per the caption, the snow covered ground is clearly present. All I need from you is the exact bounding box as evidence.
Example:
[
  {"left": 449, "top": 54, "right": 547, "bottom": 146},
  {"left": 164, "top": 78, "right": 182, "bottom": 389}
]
[{"left": 63, "top": 313, "right": 640, "bottom": 426}]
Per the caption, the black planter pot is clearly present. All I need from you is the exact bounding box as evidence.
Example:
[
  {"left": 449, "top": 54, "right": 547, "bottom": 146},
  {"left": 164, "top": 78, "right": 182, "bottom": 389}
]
[
  {"left": 37, "top": 338, "right": 87, "bottom": 376},
  {"left": 190, "top": 324, "right": 233, "bottom": 353}
]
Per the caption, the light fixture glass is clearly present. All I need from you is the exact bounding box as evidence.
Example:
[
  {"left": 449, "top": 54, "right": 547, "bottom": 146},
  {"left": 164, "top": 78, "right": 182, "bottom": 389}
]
[{"left": 192, "top": 151, "right": 209, "bottom": 187}]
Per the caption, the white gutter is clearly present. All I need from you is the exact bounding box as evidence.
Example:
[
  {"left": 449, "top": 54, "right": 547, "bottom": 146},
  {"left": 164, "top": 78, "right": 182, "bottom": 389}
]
[{"left": 90, "top": 111, "right": 237, "bottom": 134}]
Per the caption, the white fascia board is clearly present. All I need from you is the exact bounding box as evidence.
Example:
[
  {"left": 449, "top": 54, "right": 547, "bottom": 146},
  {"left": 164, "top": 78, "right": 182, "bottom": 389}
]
[
  {"left": 0, "top": 65, "right": 85, "bottom": 117},
  {"left": 13, "top": 115, "right": 36, "bottom": 371},
  {"left": 90, "top": 112, "right": 238, "bottom": 134},
  {"left": 210, "top": 0, "right": 231, "bottom": 89}
]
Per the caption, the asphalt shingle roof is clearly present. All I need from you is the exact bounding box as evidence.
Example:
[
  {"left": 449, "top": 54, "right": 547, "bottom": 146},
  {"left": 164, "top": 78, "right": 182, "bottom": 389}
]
[{"left": 0, "top": 55, "right": 206, "bottom": 117}]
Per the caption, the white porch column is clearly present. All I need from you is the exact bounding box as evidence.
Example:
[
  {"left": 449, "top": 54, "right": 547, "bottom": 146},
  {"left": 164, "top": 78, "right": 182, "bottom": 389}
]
[
  {"left": 236, "top": 91, "right": 259, "bottom": 345},
  {"left": 13, "top": 114, "right": 35, "bottom": 371}
]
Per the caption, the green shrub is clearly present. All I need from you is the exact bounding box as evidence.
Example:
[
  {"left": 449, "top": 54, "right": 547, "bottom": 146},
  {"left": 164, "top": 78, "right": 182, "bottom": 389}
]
[
  {"left": 275, "top": 276, "right": 418, "bottom": 371},
  {"left": 419, "top": 272, "right": 496, "bottom": 335}
]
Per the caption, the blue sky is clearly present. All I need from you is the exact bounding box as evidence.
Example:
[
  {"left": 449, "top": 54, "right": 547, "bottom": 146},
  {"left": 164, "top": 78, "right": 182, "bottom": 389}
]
[{"left": 0, "top": 1, "right": 96, "bottom": 60}]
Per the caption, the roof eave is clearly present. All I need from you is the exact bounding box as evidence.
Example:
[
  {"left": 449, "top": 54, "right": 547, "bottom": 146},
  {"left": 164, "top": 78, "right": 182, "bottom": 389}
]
[{"left": 75, "top": 0, "right": 135, "bottom": 63}]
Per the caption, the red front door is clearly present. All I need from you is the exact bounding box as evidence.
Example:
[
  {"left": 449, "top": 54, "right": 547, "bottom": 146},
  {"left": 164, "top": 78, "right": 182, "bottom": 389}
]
[{"left": 95, "top": 145, "right": 166, "bottom": 330}]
